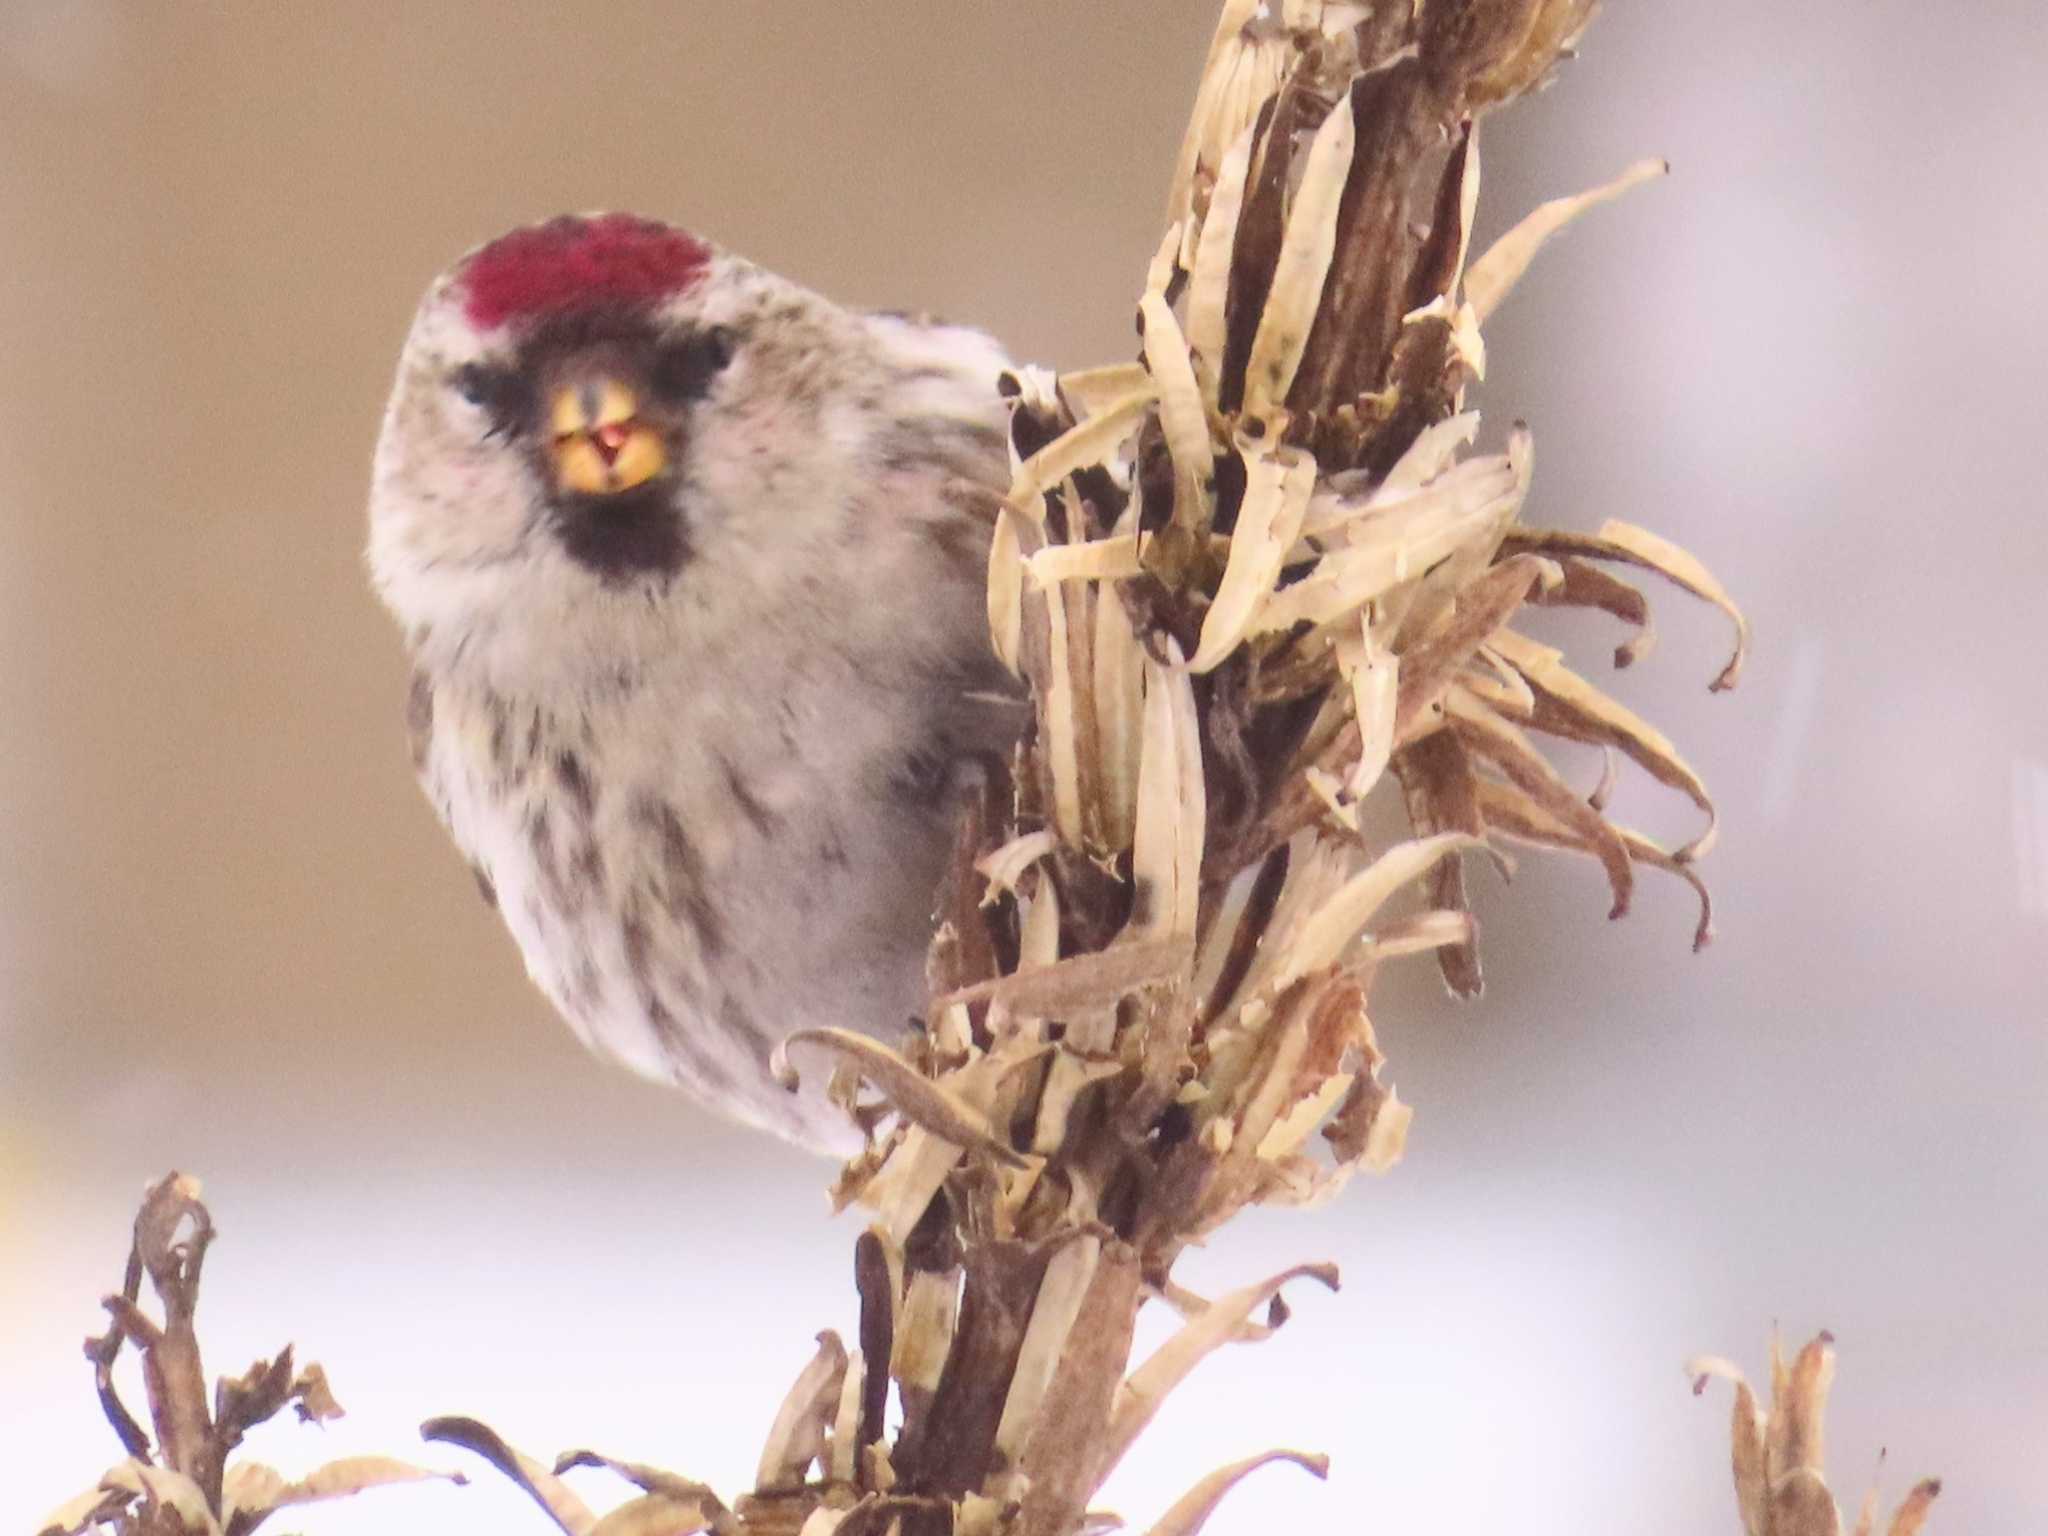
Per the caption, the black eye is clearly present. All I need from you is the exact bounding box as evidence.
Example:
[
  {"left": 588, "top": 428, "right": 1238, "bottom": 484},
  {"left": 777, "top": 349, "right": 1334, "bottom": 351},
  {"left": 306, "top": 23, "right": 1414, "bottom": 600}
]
[
  {"left": 451, "top": 363, "right": 533, "bottom": 435},
  {"left": 650, "top": 326, "right": 735, "bottom": 404}
]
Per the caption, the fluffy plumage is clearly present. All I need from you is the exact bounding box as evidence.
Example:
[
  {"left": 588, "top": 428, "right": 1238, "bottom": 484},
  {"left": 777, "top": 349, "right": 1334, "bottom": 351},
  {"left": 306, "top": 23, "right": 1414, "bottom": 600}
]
[{"left": 369, "top": 215, "right": 1017, "bottom": 1149}]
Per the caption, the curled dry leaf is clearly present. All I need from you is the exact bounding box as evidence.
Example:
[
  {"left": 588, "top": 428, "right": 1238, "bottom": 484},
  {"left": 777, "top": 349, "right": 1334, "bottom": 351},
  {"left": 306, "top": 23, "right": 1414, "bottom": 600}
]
[
  {"left": 1189, "top": 441, "right": 1316, "bottom": 672},
  {"left": 1130, "top": 640, "right": 1205, "bottom": 939},
  {"left": 1102, "top": 1263, "right": 1339, "bottom": 1480},
  {"left": 1464, "top": 157, "right": 1670, "bottom": 324},
  {"left": 1039, "top": 564, "right": 1089, "bottom": 844},
  {"left": 1007, "top": 389, "right": 1153, "bottom": 512},
  {"left": 1240, "top": 94, "right": 1356, "bottom": 422},
  {"left": 583, "top": 1493, "right": 721, "bottom": 1536},
  {"left": 222, "top": 1457, "right": 464, "bottom": 1531},
  {"left": 1140, "top": 1447, "right": 1329, "bottom": 1536},
  {"left": 993, "top": 1235, "right": 1105, "bottom": 1473},
  {"left": 36, "top": 1476, "right": 133, "bottom": 1536},
  {"left": 1185, "top": 123, "right": 1259, "bottom": 397},
  {"left": 757, "top": 1333, "right": 851, "bottom": 1495},
  {"left": 1062, "top": 363, "right": 1157, "bottom": 420},
  {"left": 1690, "top": 1334, "right": 1937, "bottom": 1536},
  {"left": 776, "top": 1028, "right": 1027, "bottom": 1168},
  {"left": 1272, "top": 832, "right": 1480, "bottom": 993},
  {"left": 1141, "top": 228, "right": 1216, "bottom": 544},
  {"left": 1488, "top": 626, "right": 1719, "bottom": 858},
  {"left": 424, "top": 1416, "right": 599, "bottom": 1536},
  {"left": 1164, "top": 0, "right": 1276, "bottom": 241},
  {"left": 988, "top": 506, "right": 1028, "bottom": 675},
  {"left": 1092, "top": 574, "right": 1147, "bottom": 850},
  {"left": 976, "top": 829, "right": 1061, "bottom": 905},
  {"left": 941, "top": 936, "right": 1193, "bottom": 1019},
  {"left": 1501, "top": 517, "right": 1749, "bottom": 690}
]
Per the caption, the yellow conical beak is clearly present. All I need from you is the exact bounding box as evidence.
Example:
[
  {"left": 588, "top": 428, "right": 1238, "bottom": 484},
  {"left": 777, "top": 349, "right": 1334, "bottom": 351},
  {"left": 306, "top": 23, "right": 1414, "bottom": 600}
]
[{"left": 548, "top": 378, "right": 666, "bottom": 495}]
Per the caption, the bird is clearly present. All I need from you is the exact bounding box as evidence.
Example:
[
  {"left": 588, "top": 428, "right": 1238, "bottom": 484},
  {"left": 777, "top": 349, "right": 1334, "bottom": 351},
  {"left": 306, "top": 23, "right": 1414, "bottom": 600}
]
[{"left": 367, "top": 213, "right": 1020, "bottom": 1151}]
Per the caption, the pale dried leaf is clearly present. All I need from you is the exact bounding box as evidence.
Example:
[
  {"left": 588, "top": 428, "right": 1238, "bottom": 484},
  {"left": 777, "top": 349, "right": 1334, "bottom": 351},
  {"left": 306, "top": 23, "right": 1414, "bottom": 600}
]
[
  {"left": 830, "top": 1350, "right": 865, "bottom": 1485},
  {"left": 1009, "top": 390, "right": 1156, "bottom": 510},
  {"left": 1458, "top": 642, "right": 1536, "bottom": 720},
  {"left": 584, "top": 1493, "right": 718, "bottom": 1536},
  {"left": 1041, "top": 567, "right": 1087, "bottom": 843},
  {"left": 1273, "top": 832, "right": 1479, "bottom": 993},
  {"left": 124, "top": 1465, "right": 222, "bottom": 1535},
  {"left": 1770, "top": 1469, "right": 1843, "bottom": 1536},
  {"left": 756, "top": 1331, "right": 849, "bottom": 1493},
  {"left": 223, "top": 1456, "right": 461, "bottom": 1526},
  {"left": 1185, "top": 123, "right": 1259, "bottom": 394},
  {"left": 1310, "top": 411, "right": 1479, "bottom": 531},
  {"left": 1445, "top": 688, "right": 1634, "bottom": 918},
  {"left": 989, "top": 507, "right": 1026, "bottom": 674},
  {"left": 1501, "top": 517, "right": 1748, "bottom": 690},
  {"left": 1027, "top": 532, "right": 1149, "bottom": 587},
  {"left": 1164, "top": 0, "right": 1266, "bottom": 235},
  {"left": 892, "top": 1269, "right": 962, "bottom": 1398},
  {"left": 1254, "top": 1071, "right": 1354, "bottom": 1160},
  {"left": 1885, "top": 1479, "right": 1942, "bottom": 1536},
  {"left": 1465, "top": 157, "right": 1669, "bottom": 323},
  {"left": 1140, "top": 1448, "right": 1329, "bottom": 1536},
  {"left": 1104, "top": 1264, "right": 1340, "bottom": 1479},
  {"left": 865, "top": 1130, "right": 960, "bottom": 1242},
  {"left": 1062, "top": 364, "right": 1156, "bottom": 420},
  {"left": 1018, "top": 874, "right": 1062, "bottom": 972},
  {"left": 1189, "top": 442, "right": 1316, "bottom": 671},
  {"left": 1341, "top": 622, "right": 1397, "bottom": 797},
  {"left": 1140, "top": 286, "right": 1215, "bottom": 535},
  {"left": 943, "top": 937, "right": 1192, "bottom": 1017},
  {"left": 777, "top": 1028, "right": 1024, "bottom": 1167},
  {"left": 1261, "top": 457, "right": 1524, "bottom": 632},
  {"left": 1357, "top": 1085, "right": 1411, "bottom": 1172},
  {"left": 1242, "top": 95, "right": 1356, "bottom": 421},
  {"left": 1131, "top": 639, "right": 1205, "bottom": 937},
  {"left": 1686, "top": 1356, "right": 1767, "bottom": 1536},
  {"left": 1779, "top": 1333, "right": 1837, "bottom": 1483},
  {"left": 424, "top": 1416, "right": 598, "bottom": 1536},
  {"left": 1225, "top": 1005, "right": 1312, "bottom": 1164},
  {"left": 977, "top": 829, "right": 1061, "bottom": 904},
  {"left": 1393, "top": 555, "right": 1558, "bottom": 745},
  {"left": 1362, "top": 907, "right": 1477, "bottom": 962},
  {"left": 1033, "top": 1051, "right": 1125, "bottom": 1154},
  {"left": 1150, "top": 1279, "right": 1276, "bottom": 1344},
  {"left": 1475, "top": 779, "right": 1715, "bottom": 949},
  {"left": 995, "top": 1237, "right": 1104, "bottom": 1465},
  {"left": 35, "top": 1470, "right": 139, "bottom": 1536},
  {"left": 1531, "top": 555, "right": 1657, "bottom": 668},
  {"left": 1488, "top": 626, "right": 1719, "bottom": 858},
  {"left": 1092, "top": 576, "right": 1147, "bottom": 850}
]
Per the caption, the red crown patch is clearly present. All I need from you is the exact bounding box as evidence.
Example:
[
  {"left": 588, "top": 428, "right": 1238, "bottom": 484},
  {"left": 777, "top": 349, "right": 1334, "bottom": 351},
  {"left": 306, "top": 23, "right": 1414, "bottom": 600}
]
[{"left": 459, "top": 214, "right": 712, "bottom": 330}]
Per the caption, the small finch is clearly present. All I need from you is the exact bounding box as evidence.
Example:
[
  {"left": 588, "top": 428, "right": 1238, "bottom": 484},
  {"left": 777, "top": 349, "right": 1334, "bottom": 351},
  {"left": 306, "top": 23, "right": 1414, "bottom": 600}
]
[{"left": 368, "top": 214, "right": 1019, "bottom": 1150}]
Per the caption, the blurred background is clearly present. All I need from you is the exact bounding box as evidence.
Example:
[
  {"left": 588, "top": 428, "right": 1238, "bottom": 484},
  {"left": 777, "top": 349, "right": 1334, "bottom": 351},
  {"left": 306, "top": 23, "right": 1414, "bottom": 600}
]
[{"left": 3, "top": 2, "right": 2043, "bottom": 1531}]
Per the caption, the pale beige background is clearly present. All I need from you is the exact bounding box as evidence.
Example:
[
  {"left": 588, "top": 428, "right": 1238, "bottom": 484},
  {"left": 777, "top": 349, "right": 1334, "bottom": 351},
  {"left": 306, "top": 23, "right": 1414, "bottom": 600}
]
[{"left": 4, "top": 4, "right": 2044, "bottom": 1532}]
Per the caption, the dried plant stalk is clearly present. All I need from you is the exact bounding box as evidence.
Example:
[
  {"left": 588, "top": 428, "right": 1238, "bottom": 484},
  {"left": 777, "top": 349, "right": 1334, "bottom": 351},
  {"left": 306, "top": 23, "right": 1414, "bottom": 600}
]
[
  {"left": 37, "top": 11, "right": 1953, "bottom": 1536},
  {"left": 1689, "top": 1334, "right": 1941, "bottom": 1536},
  {"left": 38, "top": 1173, "right": 455, "bottom": 1536},
  {"left": 432, "top": 3, "right": 1756, "bottom": 1532}
]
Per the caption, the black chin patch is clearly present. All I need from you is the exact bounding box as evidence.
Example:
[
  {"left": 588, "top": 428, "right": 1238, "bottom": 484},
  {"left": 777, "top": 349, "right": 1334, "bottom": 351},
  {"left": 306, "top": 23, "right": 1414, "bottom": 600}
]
[{"left": 551, "top": 484, "right": 690, "bottom": 582}]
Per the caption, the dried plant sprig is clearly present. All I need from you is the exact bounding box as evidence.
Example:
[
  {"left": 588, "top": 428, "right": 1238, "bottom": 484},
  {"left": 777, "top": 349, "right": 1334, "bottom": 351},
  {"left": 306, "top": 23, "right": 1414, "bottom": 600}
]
[
  {"left": 1689, "top": 1333, "right": 1941, "bottom": 1536},
  {"left": 439, "top": 3, "right": 1748, "bottom": 1532},
  {"left": 39, "top": 1172, "right": 458, "bottom": 1536}
]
